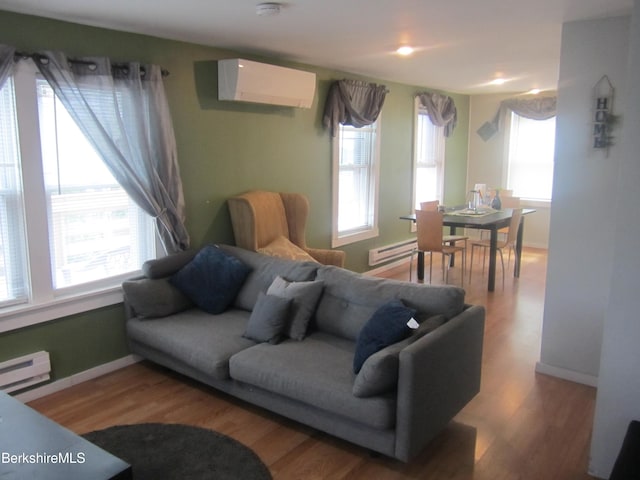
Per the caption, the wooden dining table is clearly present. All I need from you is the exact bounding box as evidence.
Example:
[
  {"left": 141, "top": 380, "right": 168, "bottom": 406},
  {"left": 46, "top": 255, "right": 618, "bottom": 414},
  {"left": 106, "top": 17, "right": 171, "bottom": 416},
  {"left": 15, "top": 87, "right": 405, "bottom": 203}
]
[{"left": 401, "top": 207, "right": 535, "bottom": 292}]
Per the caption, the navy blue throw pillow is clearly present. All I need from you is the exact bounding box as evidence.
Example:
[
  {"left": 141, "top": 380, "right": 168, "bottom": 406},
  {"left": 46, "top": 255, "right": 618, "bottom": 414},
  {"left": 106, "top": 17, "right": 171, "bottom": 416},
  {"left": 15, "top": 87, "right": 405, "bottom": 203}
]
[
  {"left": 353, "top": 300, "right": 416, "bottom": 374},
  {"left": 170, "top": 245, "right": 251, "bottom": 314}
]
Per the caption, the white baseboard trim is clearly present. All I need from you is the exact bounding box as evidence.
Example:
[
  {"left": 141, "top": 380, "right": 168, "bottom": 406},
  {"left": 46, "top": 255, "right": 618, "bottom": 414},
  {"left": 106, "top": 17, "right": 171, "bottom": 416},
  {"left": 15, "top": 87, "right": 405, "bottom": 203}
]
[
  {"left": 364, "top": 257, "right": 411, "bottom": 276},
  {"left": 535, "top": 361, "right": 598, "bottom": 387},
  {"left": 14, "top": 354, "right": 142, "bottom": 403}
]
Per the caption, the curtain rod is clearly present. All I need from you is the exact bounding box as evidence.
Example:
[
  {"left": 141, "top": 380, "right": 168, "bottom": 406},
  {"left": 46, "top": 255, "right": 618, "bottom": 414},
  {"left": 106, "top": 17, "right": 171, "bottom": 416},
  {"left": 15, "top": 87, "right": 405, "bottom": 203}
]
[{"left": 14, "top": 51, "right": 170, "bottom": 77}]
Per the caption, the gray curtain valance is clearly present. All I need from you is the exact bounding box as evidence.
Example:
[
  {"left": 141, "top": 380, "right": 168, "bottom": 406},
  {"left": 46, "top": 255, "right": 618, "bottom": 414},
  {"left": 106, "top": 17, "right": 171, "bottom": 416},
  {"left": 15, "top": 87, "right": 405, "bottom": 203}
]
[
  {"left": 416, "top": 92, "right": 458, "bottom": 138},
  {"left": 323, "top": 79, "right": 388, "bottom": 136},
  {"left": 477, "top": 96, "right": 557, "bottom": 141}
]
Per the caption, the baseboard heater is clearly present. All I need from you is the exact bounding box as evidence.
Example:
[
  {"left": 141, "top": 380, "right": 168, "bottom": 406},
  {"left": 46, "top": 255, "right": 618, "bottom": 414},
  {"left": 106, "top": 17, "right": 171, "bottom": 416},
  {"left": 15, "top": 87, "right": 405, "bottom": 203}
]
[
  {"left": 0, "top": 351, "right": 51, "bottom": 393},
  {"left": 368, "top": 239, "right": 417, "bottom": 266}
]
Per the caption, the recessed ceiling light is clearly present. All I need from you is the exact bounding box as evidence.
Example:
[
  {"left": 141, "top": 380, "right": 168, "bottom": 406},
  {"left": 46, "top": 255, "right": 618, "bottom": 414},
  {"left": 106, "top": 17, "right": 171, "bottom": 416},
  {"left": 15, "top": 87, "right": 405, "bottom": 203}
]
[
  {"left": 256, "top": 3, "right": 281, "bottom": 16},
  {"left": 396, "top": 46, "right": 414, "bottom": 56},
  {"left": 489, "top": 78, "right": 506, "bottom": 86}
]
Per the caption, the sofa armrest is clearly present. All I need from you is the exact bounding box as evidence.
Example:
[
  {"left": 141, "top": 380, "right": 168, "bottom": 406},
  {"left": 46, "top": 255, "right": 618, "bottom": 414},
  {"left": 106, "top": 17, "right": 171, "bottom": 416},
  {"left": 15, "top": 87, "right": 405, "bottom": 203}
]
[
  {"left": 394, "top": 305, "right": 485, "bottom": 462},
  {"left": 305, "top": 247, "right": 346, "bottom": 268}
]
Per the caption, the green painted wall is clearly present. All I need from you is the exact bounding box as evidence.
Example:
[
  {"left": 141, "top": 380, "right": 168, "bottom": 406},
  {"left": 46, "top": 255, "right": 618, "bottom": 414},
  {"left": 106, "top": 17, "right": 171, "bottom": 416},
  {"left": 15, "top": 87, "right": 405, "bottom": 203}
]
[{"left": 0, "top": 10, "right": 469, "bottom": 386}]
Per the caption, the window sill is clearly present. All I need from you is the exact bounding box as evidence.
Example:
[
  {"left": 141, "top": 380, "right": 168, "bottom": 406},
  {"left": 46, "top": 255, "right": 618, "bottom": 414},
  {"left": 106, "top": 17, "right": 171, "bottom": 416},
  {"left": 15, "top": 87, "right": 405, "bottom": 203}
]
[
  {"left": 519, "top": 198, "right": 552, "bottom": 209},
  {"left": 0, "top": 286, "right": 125, "bottom": 334},
  {"left": 332, "top": 227, "right": 379, "bottom": 248}
]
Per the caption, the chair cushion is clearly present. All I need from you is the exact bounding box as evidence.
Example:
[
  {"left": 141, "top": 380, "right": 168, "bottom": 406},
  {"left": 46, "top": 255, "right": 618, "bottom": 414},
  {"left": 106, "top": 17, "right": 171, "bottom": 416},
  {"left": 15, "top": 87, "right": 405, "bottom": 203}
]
[
  {"left": 170, "top": 245, "right": 251, "bottom": 314},
  {"left": 258, "top": 236, "right": 318, "bottom": 263},
  {"left": 229, "top": 332, "right": 396, "bottom": 429},
  {"left": 353, "top": 300, "right": 415, "bottom": 374}
]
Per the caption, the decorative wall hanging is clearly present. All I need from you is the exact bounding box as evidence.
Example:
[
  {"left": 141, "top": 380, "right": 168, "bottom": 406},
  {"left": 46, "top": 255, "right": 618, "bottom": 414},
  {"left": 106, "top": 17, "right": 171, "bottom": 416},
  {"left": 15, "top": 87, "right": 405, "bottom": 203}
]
[{"left": 593, "top": 75, "right": 618, "bottom": 155}]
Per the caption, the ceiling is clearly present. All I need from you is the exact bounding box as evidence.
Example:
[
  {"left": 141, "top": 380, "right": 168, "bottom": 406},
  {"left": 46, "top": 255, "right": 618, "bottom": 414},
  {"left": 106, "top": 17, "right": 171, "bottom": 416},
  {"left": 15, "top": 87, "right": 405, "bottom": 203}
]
[{"left": 0, "top": 0, "right": 633, "bottom": 94}]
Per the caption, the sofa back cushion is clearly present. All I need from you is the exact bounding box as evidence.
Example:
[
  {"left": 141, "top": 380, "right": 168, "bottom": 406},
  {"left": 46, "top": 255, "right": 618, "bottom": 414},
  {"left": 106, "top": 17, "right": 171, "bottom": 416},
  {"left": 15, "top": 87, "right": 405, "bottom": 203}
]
[
  {"left": 219, "top": 245, "right": 319, "bottom": 311},
  {"left": 314, "top": 265, "right": 465, "bottom": 341}
]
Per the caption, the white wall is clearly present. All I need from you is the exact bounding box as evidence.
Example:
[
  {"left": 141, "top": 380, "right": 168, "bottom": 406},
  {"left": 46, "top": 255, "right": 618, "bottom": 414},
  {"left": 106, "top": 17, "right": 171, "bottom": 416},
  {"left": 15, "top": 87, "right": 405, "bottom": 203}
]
[
  {"left": 467, "top": 93, "right": 551, "bottom": 248},
  {"left": 590, "top": 1, "right": 640, "bottom": 477},
  {"left": 537, "top": 15, "right": 630, "bottom": 387}
]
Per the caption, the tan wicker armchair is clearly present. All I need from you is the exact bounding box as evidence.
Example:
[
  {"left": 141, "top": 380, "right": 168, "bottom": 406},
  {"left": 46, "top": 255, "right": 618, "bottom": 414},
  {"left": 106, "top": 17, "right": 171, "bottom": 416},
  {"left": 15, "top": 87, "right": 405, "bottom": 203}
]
[{"left": 227, "top": 190, "right": 346, "bottom": 267}]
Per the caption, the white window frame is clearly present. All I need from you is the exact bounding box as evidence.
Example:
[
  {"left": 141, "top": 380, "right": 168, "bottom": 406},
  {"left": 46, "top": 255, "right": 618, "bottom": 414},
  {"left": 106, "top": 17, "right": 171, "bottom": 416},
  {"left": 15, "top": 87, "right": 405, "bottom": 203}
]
[
  {"left": 411, "top": 98, "right": 445, "bottom": 230},
  {"left": 0, "top": 61, "right": 157, "bottom": 334},
  {"left": 503, "top": 111, "right": 556, "bottom": 204},
  {"left": 331, "top": 119, "right": 381, "bottom": 247}
]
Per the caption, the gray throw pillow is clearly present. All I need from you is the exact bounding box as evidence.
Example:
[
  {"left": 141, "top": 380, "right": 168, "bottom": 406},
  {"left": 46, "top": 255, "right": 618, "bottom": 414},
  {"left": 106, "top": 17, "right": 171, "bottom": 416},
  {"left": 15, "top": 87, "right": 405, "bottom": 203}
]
[
  {"left": 243, "top": 292, "right": 292, "bottom": 344},
  {"left": 266, "top": 276, "right": 324, "bottom": 340},
  {"left": 352, "top": 315, "right": 446, "bottom": 397},
  {"left": 122, "top": 277, "right": 193, "bottom": 319}
]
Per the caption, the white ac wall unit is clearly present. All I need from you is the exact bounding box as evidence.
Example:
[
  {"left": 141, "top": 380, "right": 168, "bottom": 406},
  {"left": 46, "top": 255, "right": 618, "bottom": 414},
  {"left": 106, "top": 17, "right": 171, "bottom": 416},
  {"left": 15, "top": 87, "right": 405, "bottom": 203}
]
[{"left": 218, "top": 58, "right": 316, "bottom": 108}]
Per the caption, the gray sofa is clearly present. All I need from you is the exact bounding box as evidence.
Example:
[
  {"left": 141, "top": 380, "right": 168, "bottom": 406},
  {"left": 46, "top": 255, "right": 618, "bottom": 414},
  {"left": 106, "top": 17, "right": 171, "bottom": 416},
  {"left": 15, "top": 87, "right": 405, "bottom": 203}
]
[{"left": 122, "top": 244, "right": 485, "bottom": 462}]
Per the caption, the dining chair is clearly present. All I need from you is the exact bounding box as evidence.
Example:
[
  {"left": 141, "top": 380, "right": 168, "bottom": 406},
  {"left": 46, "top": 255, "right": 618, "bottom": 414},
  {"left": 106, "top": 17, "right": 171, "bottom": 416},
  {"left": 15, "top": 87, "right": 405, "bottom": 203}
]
[
  {"left": 410, "top": 209, "right": 466, "bottom": 286},
  {"left": 469, "top": 208, "right": 523, "bottom": 286},
  {"left": 419, "top": 201, "right": 469, "bottom": 249},
  {"left": 480, "top": 194, "right": 520, "bottom": 240}
]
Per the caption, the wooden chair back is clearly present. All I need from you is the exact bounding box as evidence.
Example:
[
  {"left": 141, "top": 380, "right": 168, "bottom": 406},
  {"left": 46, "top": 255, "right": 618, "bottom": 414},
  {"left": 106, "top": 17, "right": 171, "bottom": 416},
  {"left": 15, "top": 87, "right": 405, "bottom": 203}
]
[
  {"left": 506, "top": 208, "right": 523, "bottom": 245},
  {"left": 419, "top": 200, "right": 440, "bottom": 211},
  {"left": 415, "top": 209, "right": 444, "bottom": 253},
  {"left": 501, "top": 195, "right": 521, "bottom": 208}
]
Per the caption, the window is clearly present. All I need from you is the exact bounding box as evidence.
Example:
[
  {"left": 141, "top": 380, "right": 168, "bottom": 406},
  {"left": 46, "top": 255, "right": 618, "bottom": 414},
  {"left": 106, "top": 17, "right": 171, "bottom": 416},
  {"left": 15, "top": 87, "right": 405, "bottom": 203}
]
[
  {"left": 332, "top": 120, "right": 380, "bottom": 247},
  {"left": 412, "top": 99, "right": 445, "bottom": 211},
  {"left": 506, "top": 112, "right": 556, "bottom": 201},
  {"left": 0, "top": 61, "right": 155, "bottom": 327}
]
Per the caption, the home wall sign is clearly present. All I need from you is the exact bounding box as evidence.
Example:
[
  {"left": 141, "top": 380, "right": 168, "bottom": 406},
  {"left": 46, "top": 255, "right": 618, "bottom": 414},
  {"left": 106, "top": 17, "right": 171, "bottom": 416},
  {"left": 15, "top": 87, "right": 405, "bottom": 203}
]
[{"left": 593, "top": 75, "right": 616, "bottom": 153}]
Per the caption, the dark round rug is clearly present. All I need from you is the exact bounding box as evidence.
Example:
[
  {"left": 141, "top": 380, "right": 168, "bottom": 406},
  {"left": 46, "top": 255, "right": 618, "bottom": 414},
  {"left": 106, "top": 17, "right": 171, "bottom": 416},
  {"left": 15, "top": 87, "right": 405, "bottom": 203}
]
[{"left": 83, "top": 423, "right": 272, "bottom": 480}]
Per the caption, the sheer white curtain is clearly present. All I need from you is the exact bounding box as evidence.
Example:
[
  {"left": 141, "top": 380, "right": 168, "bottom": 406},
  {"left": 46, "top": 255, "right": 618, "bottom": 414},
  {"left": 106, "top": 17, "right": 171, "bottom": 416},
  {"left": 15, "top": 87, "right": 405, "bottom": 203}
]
[
  {"left": 0, "top": 45, "right": 15, "bottom": 89},
  {"left": 35, "top": 51, "right": 189, "bottom": 253}
]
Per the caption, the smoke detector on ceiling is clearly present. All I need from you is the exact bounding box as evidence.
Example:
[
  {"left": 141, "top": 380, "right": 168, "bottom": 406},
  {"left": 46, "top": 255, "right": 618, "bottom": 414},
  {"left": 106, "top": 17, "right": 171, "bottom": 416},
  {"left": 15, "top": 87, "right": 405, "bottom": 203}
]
[{"left": 256, "top": 3, "right": 281, "bottom": 16}]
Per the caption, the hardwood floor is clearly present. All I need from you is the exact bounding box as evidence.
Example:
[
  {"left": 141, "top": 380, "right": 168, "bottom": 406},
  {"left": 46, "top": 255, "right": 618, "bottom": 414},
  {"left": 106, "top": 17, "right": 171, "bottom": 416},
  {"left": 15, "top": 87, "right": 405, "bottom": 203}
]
[{"left": 28, "top": 247, "right": 597, "bottom": 479}]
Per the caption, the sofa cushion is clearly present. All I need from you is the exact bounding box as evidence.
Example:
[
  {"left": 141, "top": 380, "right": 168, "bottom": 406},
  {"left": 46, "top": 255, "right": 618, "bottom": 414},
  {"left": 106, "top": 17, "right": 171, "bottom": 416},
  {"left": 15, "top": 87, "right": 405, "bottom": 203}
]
[
  {"left": 257, "top": 236, "right": 319, "bottom": 263},
  {"left": 266, "top": 276, "right": 324, "bottom": 340},
  {"left": 170, "top": 245, "right": 251, "bottom": 314},
  {"left": 122, "top": 277, "right": 193, "bottom": 319},
  {"left": 353, "top": 314, "right": 446, "bottom": 397},
  {"left": 353, "top": 300, "right": 415, "bottom": 374},
  {"left": 229, "top": 332, "right": 396, "bottom": 430},
  {"left": 126, "top": 308, "right": 255, "bottom": 380},
  {"left": 314, "top": 265, "right": 465, "bottom": 341},
  {"left": 219, "top": 245, "right": 319, "bottom": 312},
  {"left": 243, "top": 292, "right": 291, "bottom": 344},
  {"left": 142, "top": 249, "right": 197, "bottom": 279}
]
